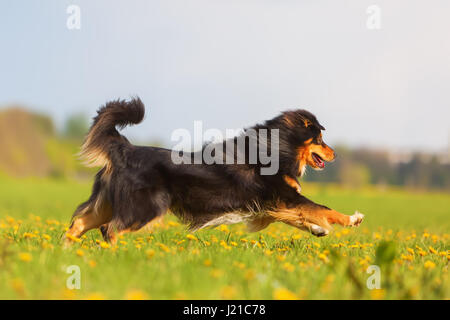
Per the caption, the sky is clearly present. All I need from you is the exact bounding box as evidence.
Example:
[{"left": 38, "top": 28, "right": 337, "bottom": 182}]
[{"left": 1, "top": 0, "right": 449, "bottom": 152}]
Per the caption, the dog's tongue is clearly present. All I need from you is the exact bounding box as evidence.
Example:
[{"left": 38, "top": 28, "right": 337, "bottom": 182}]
[{"left": 313, "top": 153, "right": 325, "bottom": 168}]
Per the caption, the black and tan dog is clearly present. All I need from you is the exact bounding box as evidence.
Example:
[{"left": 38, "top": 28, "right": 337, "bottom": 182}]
[{"left": 65, "top": 98, "right": 363, "bottom": 244}]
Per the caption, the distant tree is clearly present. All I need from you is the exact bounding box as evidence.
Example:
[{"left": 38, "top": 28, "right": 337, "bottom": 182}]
[{"left": 64, "top": 113, "right": 89, "bottom": 140}]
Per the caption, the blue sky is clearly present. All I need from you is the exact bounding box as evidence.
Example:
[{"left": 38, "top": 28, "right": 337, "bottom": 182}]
[{"left": 1, "top": 0, "right": 449, "bottom": 151}]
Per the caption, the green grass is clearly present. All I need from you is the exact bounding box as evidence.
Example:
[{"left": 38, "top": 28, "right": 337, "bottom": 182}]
[{"left": 0, "top": 177, "right": 448, "bottom": 299}]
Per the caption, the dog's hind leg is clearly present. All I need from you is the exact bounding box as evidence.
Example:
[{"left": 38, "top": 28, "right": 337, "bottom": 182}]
[
  {"left": 108, "top": 188, "right": 170, "bottom": 240},
  {"left": 65, "top": 200, "right": 113, "bottom": 245}
]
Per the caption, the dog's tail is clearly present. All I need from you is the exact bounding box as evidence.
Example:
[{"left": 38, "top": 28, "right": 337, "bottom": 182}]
[{"left": 79, "top": 97, "right": 145, "bottom": 168}]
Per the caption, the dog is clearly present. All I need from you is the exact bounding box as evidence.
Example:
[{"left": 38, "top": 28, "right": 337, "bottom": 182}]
[{"left": 65, "top": 98, "right": 364, "bottom": 244}]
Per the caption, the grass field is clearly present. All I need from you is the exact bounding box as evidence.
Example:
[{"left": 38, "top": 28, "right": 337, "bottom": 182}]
[{"left": 0, "top": 177, "right": 448, "bottom": 299}]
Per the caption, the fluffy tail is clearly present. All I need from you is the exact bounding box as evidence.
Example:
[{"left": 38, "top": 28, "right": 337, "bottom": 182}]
[{"left": 79, "top": 97, "right": 145, "bottom": 168}]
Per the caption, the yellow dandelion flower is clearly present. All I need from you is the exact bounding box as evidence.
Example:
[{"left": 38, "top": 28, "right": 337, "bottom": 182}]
[
  {"left": 282, "top": 262, "right": 295, "bottom": 272},
  {"left": 424, "top": 260, "right": 436, "bottom": 270},
  {"left": 42, "top": 234, "right": 51, "bottom": 241},
  {"left": 124, "top": 289, "right": 149, "bottom": 300},
  {"left": 157, "top": 243, "right": 171, "bottom": 253},
  {"left": 10, "top": 278, "right": 25, "bottom": 296},
  {"left": 99, "top": 241, "right": 110, "bottom": 249},
  {"left": 318, "top": 253, "right": 328, "bottom": 263},
  {"left": 76, "top": 249, "right": 84, "bottom": 257},
  {"left": 203, "top": 259, "right": 212, "bottom": 267},
  {"left": 18, "top": 252, "right": 32, "bottom": 262},
  {"left": 23, "top": 232, "right": 35, "bottom": 239},
  {"left": 370, "top": 289, "right": 385, "bottom": 300},
  {"left": 273, "top": 288, "right": 298, "bottom": 300},
  {"left": 276, "top": 255, "right": 286, "bottom": 262},
  {"left": 401, "top": 254, "right": 413, "bottom": 262},
  {"left": 220, "top": 286, "right": 237, "bottom": 299},
  {"left": 146, "top": 249, "right": 155, "bottom": 258},
  {"left": 186, "top": 234, "right": 198, "bottom": 241},
  {"left": 210, "top": 269, "right": 223, "bottom": 278},
  {"left": 428, "top": 247, "right": 437, "bottom": 254},
  {"left": 88, "top": 260, "right": 97, "bottom": 268},
  {"left": 244, "top": 269, "right": 256, "bottom": 280},
  {"left": 66, "top": 234, "right": 81, "bottom": 243},
  {"left": 292, "top": 234, "right": 302, "bottom": 240},
  {"left": 86, "top": 293, "right": 106, "bottom": 300}
]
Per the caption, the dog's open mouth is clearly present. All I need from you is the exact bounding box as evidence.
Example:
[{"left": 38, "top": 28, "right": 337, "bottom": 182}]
[{"left": 312, "top": 153, "right": 325, "bottom": 168}]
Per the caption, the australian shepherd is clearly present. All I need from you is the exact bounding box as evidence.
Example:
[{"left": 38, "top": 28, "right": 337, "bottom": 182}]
[{"left": 65, "top": 98, "right": 363, "bottom": 244}]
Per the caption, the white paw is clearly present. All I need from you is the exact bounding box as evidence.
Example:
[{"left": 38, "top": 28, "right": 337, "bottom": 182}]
[
  {"left": 349, "top": 211, "right": 364, "bottom": 227},
  {"left": 310, "top": 224, "right": 329, "bottom": 237}
]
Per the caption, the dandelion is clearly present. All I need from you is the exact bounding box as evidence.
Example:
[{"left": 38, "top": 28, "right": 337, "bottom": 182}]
[
  {"left": 210, "top": 269, "right": 223, "bottom": 278},
  {"left": 10, "top": 278, "right": 25, "bottom": 296},
  {"left": 86, "top": 293, "right": 106, "bottom": 300},
  {"left": 157, "top": 243, "right": 171, "bottom": 253},
  {"left": 220, "top": 286, "right": 236, "bottom": 299},
  {"left": 146, "top": 249, "right": 155, "bottom": 258},
  {"left": 42, "top": 234, "right": 51, "bottom": 241},
  {"left": 282, "top": 262, "right": 295, "bottom": 272},
  {"left": 370, "top": 289, "right": 385, "bottom": 300},
  {"left": 203, "top": 259, "right": 212, "bottom": 267},
  {"left": 186, "top": 234, "right": 198, "bottom": 241},
  {"left": 66, "top": 233, "right": 81, "bottom": 243},
  {"left": 424, "top": 260, "right": 436, "bottom": 270},
  {"left": 88, "top": 260, "right": 97, "bottom": 268},
  {"left": 99, "top": 241, "right": 110, "bottom": 249},
  {"left": 244, "top": 269, "right": 256, "bottom": 280},
  {"left": 76, "top": 249, "right": 84, "bottom": 257},
  {"left": 428, "top": 247, "right": 437, "bottom": 254},
  {"left": 18, "top": 252, "right": 32, "bottom": 262},
  {"left": 273, "top": 288, "right": 298, "bottom": 300},
  {"left": 124, "top": 289, "right": 149, "bottom": 300}
]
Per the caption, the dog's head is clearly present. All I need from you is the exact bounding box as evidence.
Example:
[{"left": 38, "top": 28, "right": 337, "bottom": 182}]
[{"left": 281, "top": 110, "right": 335, "bottom": 174}]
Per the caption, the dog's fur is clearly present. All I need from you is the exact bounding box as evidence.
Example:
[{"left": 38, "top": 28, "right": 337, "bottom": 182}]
[{"left": 66, "top": 98, "right": 363, "bottom": 244}]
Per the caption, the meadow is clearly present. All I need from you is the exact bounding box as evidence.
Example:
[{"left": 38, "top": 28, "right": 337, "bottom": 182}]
[{"left": 0, "top": 177, "right": 448, "bottom": 300}]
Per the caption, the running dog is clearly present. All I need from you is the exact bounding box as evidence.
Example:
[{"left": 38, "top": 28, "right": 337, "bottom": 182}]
[{"left": 65, "top": 98, "right": 364, "bottom": 244}]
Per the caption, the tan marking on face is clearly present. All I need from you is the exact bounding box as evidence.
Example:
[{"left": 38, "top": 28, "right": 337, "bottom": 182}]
[
  {"left": 296, "top": 135, "right": 335, "bottom": 172},
  {"left": 295, "top": 138, "right": 312, "bottom": 175}
]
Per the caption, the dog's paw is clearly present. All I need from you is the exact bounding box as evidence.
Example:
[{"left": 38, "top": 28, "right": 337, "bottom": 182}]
[
  {"left": 349, "top": 211, "right": 364, "bottom": 227},
  {"left": 310, "top": 224, "right": 329, "bottom": 237}
]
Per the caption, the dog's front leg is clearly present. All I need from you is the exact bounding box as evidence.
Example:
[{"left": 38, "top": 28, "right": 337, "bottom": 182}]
[{"left": 268, "top": 195, "right": 364, "bottom": 237}]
